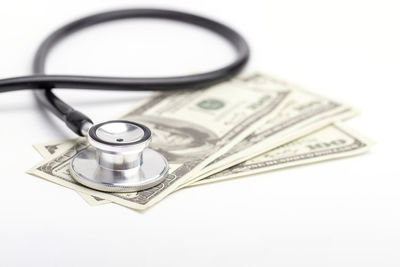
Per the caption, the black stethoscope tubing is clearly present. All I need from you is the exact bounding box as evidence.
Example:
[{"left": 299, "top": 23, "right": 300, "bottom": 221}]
[{"left": 0, "top": 9, "right": 250, "bottom": 136}]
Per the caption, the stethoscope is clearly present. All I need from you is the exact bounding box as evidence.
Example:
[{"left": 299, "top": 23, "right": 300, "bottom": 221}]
[{"left": 0, "top": 9, "right": 249, "bottom": 192}]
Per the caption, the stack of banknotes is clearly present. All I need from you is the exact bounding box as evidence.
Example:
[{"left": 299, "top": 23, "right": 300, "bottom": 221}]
[{"left": 28, "top": 73, "right": 372, "bottom": 210}]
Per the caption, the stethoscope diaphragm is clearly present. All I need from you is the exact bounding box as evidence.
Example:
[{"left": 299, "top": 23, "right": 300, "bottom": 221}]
[{"left": 70, "top": 120, "right": 168, "bottom": 192}]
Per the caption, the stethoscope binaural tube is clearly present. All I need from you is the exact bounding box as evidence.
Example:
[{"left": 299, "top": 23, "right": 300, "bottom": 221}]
[{"left": 0, "top": 8, "right": 250, "bottom": 136}]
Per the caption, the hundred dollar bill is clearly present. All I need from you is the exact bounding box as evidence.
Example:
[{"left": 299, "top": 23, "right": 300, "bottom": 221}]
[
  {"left": 35, "top": 108, "right": 359, "bottom": 206},
  {"left": 35, "top": 112, "right": 360, "bottom": 206},
  {"left": 180, "top": 106, "right": 357, "bottom": 188},
  {"left": 34, "top": 140, "right": 106, "bottom": 206},
  {"left": 34, "top": 140, "right": 109, "bottom": 206},
  {"left": 190, "top": 73, "right": 355, "bottom": 182},
  {"left": 192, "top": 123, "right": 372, "bottom": 186},
  {"left": 28, "top": 79, "right": 291, "bottom": 210},
  {"left": 34, "top": 139, "right": 76, "bottom": 157},
  {"left": 33, "top": 73, "right": 357, "bottom": 206}
]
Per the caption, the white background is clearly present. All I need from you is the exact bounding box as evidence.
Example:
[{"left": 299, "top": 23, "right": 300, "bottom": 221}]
[{"left": 0, "top": 0, "right": 399, "bottom": 266}]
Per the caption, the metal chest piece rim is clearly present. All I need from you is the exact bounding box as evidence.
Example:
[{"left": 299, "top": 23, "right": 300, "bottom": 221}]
[{"left": 69, "top": 120, "right": 169, "bottom": 193}]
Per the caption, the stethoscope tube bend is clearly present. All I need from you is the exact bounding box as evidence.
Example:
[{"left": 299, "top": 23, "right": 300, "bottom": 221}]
[
  {"left": 0, "top": 8, "right": 250, "bottom": 192},
  {"left": 0, "top": 8, "right": 249, "bottom": 136}
]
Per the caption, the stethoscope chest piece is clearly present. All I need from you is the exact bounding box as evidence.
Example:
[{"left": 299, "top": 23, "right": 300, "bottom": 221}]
[{"left": 70, "top": 120, "right": 168, "bottom": 193}]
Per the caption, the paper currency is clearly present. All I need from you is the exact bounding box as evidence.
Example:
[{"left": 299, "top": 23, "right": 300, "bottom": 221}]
[
  {"left": 34, "top": 139, "right": 76, "bottom": 157},
  {"left": 29, "top": 73, "right": 372, "bottom": 211},
  {"left": 179, "top": 107, "right": 357, "bottom": 188},
  {"left": 32, "top": 73, "right": 360, "bottom": 207},
  {"left": 28, "top": 79, "right": 291, "bottom": 210},
  {"left": 191, "top": 123, "right": 372, "bottom": 186},
  {"left": 34, "top": 140, "right": 107, "bottom": 206},
  {"left": 194, "top": 73, "right": 356, "bottom": 181},
  {"left": 34, "top": 140, "right": 108, "bottom": 205},
  {"left": 35, "top": 121, "right": 371, "bottom": 205}
]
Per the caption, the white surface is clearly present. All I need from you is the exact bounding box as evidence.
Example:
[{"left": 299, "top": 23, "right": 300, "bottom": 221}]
[{"left": 0, "top": 0, "right": 399, "bottom": 266}]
